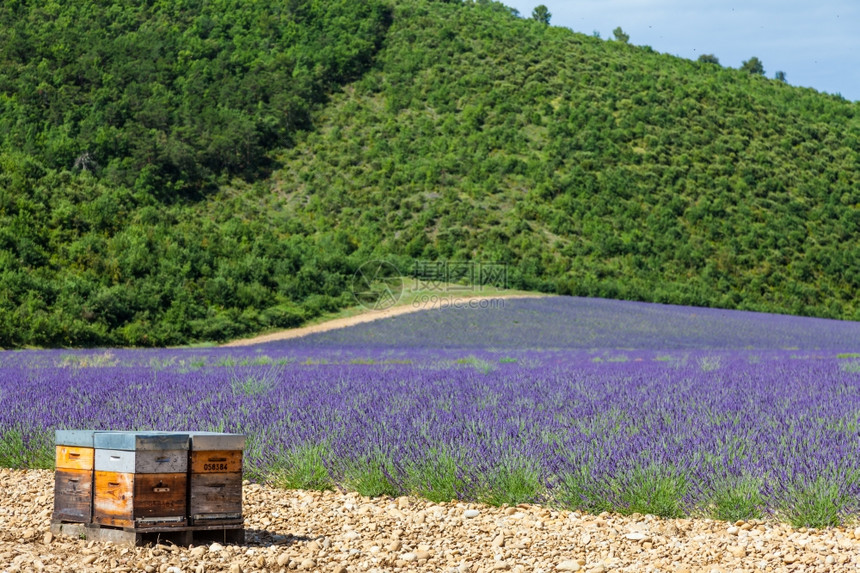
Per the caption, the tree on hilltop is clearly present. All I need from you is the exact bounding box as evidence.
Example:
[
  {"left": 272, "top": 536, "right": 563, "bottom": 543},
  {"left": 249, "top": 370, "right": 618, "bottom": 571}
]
[
  {"left": 613, "top": 26, "right": 629, "bottom": 43},
  {"left": 532, "top": 5, "right": 551, "bottom": 25},
  {"left": 741, "top": 56, "right": 765, "bottom": 75},
  {"left": 775, "top": 70, "right": 787, "bottom": 82},
  {"left": 698, "top": 54, "right": 720, "bottom": 65}
]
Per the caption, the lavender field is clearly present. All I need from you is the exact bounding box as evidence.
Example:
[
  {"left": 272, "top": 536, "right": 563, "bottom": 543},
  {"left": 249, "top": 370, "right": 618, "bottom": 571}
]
[{"left": 3, "top": 297, "right": 860, "bottom": 527}]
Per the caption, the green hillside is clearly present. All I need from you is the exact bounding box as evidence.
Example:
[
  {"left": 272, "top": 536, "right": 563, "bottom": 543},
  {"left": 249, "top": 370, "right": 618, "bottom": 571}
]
[{"left": 1, "top": 0, "right": 858, "bottom": 347}]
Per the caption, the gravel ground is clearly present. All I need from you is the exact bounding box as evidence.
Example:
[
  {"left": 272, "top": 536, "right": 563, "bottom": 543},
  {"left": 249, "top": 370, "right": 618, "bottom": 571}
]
[{"left": 2, "top": 469, "right": 859, "bottom": 573}]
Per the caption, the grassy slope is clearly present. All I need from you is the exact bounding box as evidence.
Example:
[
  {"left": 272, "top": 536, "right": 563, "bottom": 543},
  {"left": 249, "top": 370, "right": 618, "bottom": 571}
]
[{"left": 265, "top": 0, "right": 860, "bottom": 318}]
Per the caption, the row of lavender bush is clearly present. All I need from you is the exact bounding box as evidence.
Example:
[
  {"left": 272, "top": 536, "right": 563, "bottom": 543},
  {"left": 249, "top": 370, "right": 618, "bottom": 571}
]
[{"left": 2, "top": 344, "right": 859, "bottom": 527}]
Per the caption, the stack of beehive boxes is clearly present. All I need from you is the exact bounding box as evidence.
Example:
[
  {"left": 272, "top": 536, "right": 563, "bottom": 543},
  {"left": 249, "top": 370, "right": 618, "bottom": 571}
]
[
  {"left": 53, "top": 431, "right": 97, "bottom": 524},
  {"left": 51, "top": 430, "right": 246, "bottom": 545},
  {"left": 188, "top": 432, "right": 245, "bottom": 526},
  {"left": 93, "top": 432, "right": 190, "bottom": 528}
]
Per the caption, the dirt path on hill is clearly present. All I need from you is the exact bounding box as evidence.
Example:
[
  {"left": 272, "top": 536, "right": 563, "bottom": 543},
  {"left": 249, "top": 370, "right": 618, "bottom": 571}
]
[
  {"left": 5, "top": 468, "right": 859, "bottom": 572},
  {"left": 223, "top": 294, "right": 545, "bottom": 347}
]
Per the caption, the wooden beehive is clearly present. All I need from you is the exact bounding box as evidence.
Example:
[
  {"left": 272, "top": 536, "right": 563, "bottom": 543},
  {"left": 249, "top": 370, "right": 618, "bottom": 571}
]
[
  {"left": 53, "top": 430, "right": 97, "bottom": 523},
  {"left": 187, "top": 432, "right": 245, "bottom": 525},
  {"left": 92, "top": 432, "right": 190, "bottom": 528}
]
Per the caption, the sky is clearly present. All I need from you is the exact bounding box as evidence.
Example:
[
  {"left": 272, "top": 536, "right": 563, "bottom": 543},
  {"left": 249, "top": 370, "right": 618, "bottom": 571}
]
[{"left": 503, "top": 1, "right": 859, "bottom": 102}]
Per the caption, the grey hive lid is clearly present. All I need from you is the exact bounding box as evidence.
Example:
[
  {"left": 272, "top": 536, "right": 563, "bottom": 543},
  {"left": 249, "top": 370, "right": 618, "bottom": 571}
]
[
  {"left": 55, "top": 429, "right": 99, "bottom": 447},
  {"left": 93, "top": 431, "right": 190, "bottom": 451},
  {"left": 188, "top": 432, "right": 246, "bottom": 451}
]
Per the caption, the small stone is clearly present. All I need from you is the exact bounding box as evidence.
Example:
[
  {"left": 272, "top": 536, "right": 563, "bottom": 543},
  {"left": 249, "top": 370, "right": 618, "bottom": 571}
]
[
  {"left": 504, "top": 507, "right": 517, "bottom": 516},
  {"left": 387, "top": 540, "right": 402, "bottom": 552},
  {"left": 728, "top": 546, "right": 746, "bottom": 558},
  {"left": 190, "top": 546, "right": 206, "bottom": 558},
  {"left": 825, "top": 556, "right": 835, "bottom": 565},
  {"left": 82, "top": 555, "right": 98, "bottom": 565},
  {"left": 783, "top": 555, "right": 797, "bottom": 564},
  {"left": 415, "top": 549, "right": 431, "bottom": 560},
  {"left": 209, "top": 542, "right": 224, "bottom": 553},
  {"left": 555, "top": 560, "right": 581, "bottom": 572},
  {"left": 623, "top": 532, "right": 650, "bottom": 542},
  {"left": 464, "top": 509, "right": 480, "bottom": 518},
  {"left": 229, "top": 564, "right": 242, "bottom": 573},
  {"left": 401, "top": 552, "right": 418, "bottom": 562},
  {"left": 397, "top": 496, "right": 410, "bottom": 509},
  {"left": 590, "top": 566, "right": 606, "bottom": 573},
  {"left": 727, "top": 526, "right": 739, "bottom": 535},
  {"left": 307, "top": 540, "right": 321, "bottom": 552},
  {"left": 299, "top": 558, "right": 316, "bottom": 570},
  {"left": 458, "top": 564, "right": 472, "bottom": 573},
  {"left": 492, "top": 533, "right": 505, "bottom": 548},
  {"left": 277, "top": 553, "right": 290, "bottom": 567},
  {"left": 333, "top": 566, "right": 348, "bottom": 573},
  {"left": 167, "top": 568, "right": 182, "bottom": 573},
  {"left": 42, "top": 531, "right": 53, "bottom": 545}
]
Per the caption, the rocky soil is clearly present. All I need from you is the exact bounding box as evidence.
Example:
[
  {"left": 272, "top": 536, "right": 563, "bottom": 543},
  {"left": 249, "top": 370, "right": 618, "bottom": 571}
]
[{"left": 2, "top": 469, "right": 859, "bottom": 573}]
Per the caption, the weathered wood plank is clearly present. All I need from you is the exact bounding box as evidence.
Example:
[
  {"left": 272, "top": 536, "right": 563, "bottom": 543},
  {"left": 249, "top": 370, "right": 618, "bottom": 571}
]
[
  {"left": 93, "top": 432, "right": 189, "bottom": 452},
  {"left": 189, "top": 472, "right": 242, "bottom": 521},
  {"left": 133, "top": 473, "right": 187, "bottom": 520},
  {"left": 188, "top": 432, "right": 246, "bottom": 451},
  {"left": 53, "top": 469, "right": 93, "bottom": 523},
  {"left": 93, "top": 471, "right": 134, "bottom": 528},
  {"left": 55, "top": 446, "right": 94, "bottom": 471},
  {"left": 95, "top": 449, "right": 187, "bottom": 474},
  {"left": 190, "top": 450, "right": 242, "bottom": 474}
]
